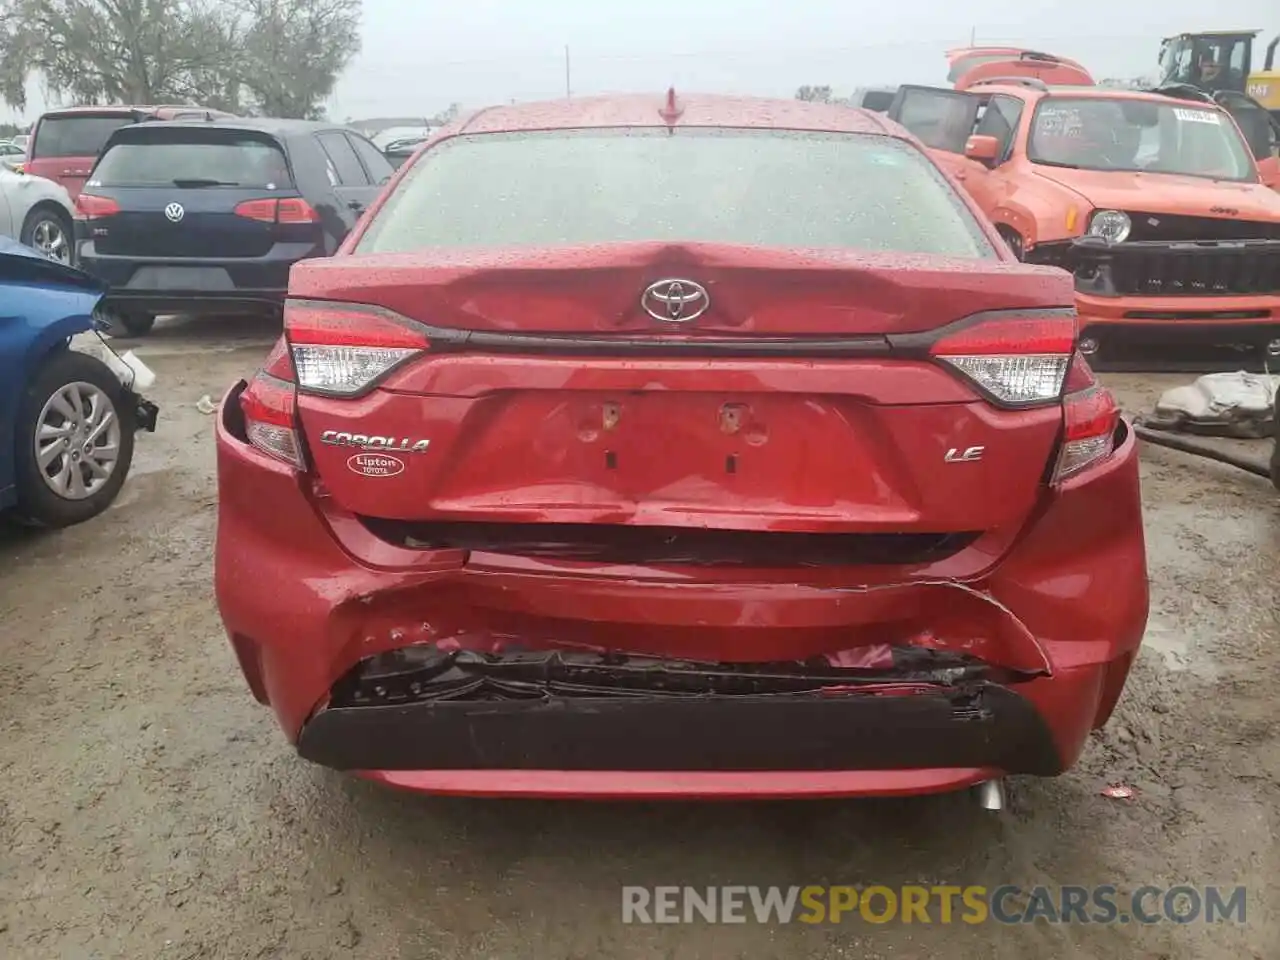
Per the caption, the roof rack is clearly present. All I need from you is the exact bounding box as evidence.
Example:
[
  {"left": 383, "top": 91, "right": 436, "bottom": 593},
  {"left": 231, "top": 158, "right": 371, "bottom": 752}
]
[{"left": 969, "top": 76, "right": 1049, "bottom": 91}]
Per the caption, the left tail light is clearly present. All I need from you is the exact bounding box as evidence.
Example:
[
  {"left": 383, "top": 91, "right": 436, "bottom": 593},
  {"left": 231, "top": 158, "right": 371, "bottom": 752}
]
[
  {"left": 283, "top": 301, "right": 430, "bottom": 396},
  {"left": 1052, "top": 352, "right": 1120, "bottom": 482},
  {"left": 74, "top": 194, "right": 121, "bottom": 220},
  {"left": 239, "top": 339, "right": 306, "bottom": 469},
  {"left": 236, "top": 303, "right": 432, "bottom": 467}
]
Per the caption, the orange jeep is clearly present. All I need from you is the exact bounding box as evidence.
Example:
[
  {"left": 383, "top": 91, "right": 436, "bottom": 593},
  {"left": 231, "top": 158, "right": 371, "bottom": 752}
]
[{"left": 885, "top": 79, "right": 1280, "bottom": 355}]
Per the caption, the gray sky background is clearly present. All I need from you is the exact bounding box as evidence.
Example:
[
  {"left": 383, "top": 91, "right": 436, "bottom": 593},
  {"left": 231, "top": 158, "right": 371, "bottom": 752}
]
[{"left": 6, "top": 2, "right": 1278, "bottom": 123}]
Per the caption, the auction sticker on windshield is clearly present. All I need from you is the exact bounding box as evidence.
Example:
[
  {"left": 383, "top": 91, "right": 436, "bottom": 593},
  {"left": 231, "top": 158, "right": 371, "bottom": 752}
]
[{"left": 1173, "top": 109, "right": 1220, "bottom": 125}]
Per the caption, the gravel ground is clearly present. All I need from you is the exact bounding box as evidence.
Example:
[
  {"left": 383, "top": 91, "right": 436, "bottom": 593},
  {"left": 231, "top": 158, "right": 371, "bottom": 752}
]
[{"left": 1, "top": 315, "right": 1277, "bottom": 959}]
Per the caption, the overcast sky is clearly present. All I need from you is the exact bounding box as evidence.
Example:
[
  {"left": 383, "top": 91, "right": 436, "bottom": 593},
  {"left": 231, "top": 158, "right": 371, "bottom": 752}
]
[{"left": 6, "top": 1, "right": 1278, "bottom": 123}]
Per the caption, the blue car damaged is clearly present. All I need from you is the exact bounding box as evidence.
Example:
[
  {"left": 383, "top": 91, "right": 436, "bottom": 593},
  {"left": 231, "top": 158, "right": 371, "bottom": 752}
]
[{"left": 0, "top": 236, "right": 158, "bottom": 527}]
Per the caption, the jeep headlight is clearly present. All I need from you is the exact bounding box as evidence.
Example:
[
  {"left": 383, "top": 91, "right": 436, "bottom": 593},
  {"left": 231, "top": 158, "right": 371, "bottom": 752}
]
[{"left": 1086, "top": 209, "right": 1131, "bottom": 244}]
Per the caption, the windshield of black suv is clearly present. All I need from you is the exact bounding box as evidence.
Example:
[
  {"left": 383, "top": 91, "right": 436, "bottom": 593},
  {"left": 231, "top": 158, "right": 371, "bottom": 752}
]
[
  {"left": 355, "top": 127, "right": 996, "bottom": 258},
  {"left": 90, "top": 131, "right": 294, "bottom": 188},
  {"left": 1027, "top": 97, "right": 1257, "bottom": 182}
]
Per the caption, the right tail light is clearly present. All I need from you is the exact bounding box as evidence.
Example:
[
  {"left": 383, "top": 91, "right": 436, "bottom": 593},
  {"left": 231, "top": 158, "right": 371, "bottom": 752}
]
[
  {"left": 234, "top": 197, "right": 320, "bottom": 224},
  {"left": 928, "top": 313, "right": 1075, "bottom": 405},
  {"left": 1052, "top": 352, "right": 1120, "bottom": 483},
  {"left": 929, "top": 311, "right": 1119, "bottom": 481}
]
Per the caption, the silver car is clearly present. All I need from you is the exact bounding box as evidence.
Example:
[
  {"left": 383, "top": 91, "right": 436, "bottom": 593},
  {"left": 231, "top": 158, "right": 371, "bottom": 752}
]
[
  {"left": 0, "top": 166, "right": 75, "bottom": 263},
  {"left": 0, "top": 140, "right": 25, "bottom": 171}
]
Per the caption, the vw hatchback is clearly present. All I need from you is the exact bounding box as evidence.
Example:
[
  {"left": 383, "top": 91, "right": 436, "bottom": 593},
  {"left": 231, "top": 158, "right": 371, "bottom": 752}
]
[
  {"left": 214, "top": 93, "right": 1149, "bottom": 800},
  {"left": 75, "top": 118, "right": 393, "bottom": 336}
]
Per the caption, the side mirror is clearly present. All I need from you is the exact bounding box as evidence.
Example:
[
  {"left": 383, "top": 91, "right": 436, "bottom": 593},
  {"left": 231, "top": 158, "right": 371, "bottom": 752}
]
[{"left": 964, "top": 134, "right": 1001, "bottom": 162}]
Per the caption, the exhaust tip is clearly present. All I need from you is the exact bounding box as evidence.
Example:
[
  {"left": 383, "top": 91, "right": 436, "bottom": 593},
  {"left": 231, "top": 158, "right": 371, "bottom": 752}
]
[
  {"left": 974, "top": 778, "right": 1006, "bottom": 811},
  {"left": 1264, "top": 339, "right": 1280, "bottom": 358},
  {"left": 1079, "top": 337, "right": 1100, "bottom": 357}
]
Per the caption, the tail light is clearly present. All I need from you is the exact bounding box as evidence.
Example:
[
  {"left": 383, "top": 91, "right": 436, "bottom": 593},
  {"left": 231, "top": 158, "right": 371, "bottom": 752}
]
[
  {"left": 284, "top": 302, "right": 429, "bottom": 396},
  {"left": 238, "top": 339, "right": 305, "bottom": 469},
  {"left": 929, "top": 313, "right": 1075, "bottom": 405},
  {"left": 1052, "top": 352, "right": 1120, "bottom": 483},
  {"left": 234, "top": 197, "right": 320, "bottom": 224},
  {"left": 238, "top": 304, "right": 429, "bottom": 466},
  {"left": 74, "top": 194, "right": 120, "bottom": 220},
  {"left": 930, "top": 313, "right": 1119, "bottom": 480}
]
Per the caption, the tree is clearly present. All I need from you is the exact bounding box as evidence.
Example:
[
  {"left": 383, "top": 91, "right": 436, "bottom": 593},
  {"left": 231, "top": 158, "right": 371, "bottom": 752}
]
[
  {"left": 795, "top": 85, "right": 834, "bottom": 103},
  {"left": 232, "top": 0, "right": 360, "bottom": 119},
  {"left": 0, "top": 0, "right": 237, "bottom": 110},
  {"left": 0, "top": 0, "right": 360, "bottom": 118}
]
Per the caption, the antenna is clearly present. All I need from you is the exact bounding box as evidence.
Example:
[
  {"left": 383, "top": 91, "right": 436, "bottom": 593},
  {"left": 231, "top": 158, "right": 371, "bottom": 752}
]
[{"left": 659, "top": 87, "right": 684, "bottom": 123}]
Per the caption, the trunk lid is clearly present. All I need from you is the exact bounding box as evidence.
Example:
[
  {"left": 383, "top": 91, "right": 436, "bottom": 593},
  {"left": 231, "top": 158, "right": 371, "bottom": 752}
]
[
  {"left": 289, "top": 244, "right": 1075, "bottom": 542},
  {"left": 289, "top": 243, "right": 1068, "bottom": 336}
]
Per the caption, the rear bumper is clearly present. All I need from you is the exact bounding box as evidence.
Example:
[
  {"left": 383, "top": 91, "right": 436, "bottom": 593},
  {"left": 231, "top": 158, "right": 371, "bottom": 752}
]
[
  {"left": 214, "top": 390, "right": 1149, "bottom": 798},
  {"left": 299, "top": 676, "right": 1064, "bottom": 774},
  {"left": 357, "top": 768, "right": 997, "bottom": 800},
  {"left": 76, "top": 240, "right": 319, "bottom": 314}
]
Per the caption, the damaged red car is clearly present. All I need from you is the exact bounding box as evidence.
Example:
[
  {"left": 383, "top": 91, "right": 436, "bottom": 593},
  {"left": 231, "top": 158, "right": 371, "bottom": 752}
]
[{"left": 214, "top": 92, "right": 1149, "bottom": 801}]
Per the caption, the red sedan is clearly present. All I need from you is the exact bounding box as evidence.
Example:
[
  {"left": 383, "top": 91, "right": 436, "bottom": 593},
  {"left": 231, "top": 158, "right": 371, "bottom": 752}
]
[{"left": 214, "top": 91, "right": 1148, "bottom": 801}]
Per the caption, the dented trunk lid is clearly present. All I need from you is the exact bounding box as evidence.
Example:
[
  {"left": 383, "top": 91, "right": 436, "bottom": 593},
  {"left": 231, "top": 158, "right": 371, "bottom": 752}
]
[{"left": 290, "top": 243, "right": 1073, "bottom": 541}]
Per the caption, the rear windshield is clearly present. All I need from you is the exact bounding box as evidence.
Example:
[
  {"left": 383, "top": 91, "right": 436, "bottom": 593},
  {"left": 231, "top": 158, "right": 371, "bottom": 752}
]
[
  {"left": 90, "top": 134, "right": 293, "bottom": 188},
  {"left": 32, "top": 114, "right": 135, "bottom": 159},
  {"left": 355, "top": 128, "right": 995, "bottom": 259}
]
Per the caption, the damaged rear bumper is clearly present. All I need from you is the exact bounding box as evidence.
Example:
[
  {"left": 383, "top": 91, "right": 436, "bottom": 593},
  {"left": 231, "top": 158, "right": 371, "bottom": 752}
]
[
  {"left": 214, "top": 403, "right": 1148, "bottom": 797},
  {"left": 298, "top": 649, "right": 1063, "bottom": 776}
]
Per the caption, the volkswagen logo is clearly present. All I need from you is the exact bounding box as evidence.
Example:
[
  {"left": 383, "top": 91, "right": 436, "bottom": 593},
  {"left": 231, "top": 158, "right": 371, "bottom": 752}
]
[
  {"left": 641, "top": 278, "right": 710, "bottom": 323},
  {"left": 164, "top": 202, "right": 185, "bottom": 223}
]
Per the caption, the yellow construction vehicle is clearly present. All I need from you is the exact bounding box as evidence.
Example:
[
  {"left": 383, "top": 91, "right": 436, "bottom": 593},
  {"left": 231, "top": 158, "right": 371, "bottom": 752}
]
[{"left": 1158, "top": 30, "right": 1279, "bottom": 117}]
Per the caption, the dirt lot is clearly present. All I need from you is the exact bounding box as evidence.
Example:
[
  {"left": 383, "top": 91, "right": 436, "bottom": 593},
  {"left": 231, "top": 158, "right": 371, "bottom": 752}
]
[{"left": 1, "top": 316, "right": 1277, "bottom": 959}]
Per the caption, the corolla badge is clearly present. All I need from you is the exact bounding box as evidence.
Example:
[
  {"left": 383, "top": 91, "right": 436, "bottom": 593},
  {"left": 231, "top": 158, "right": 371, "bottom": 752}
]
[
  {"left": 164, "top": 202, "right": 185, "bottom": 223},
  {"left": 642, "top": 278, "right": 710, "bottom": 323},
  {"left": 320, "top": 430, "right": 431, "bottom": 453}
]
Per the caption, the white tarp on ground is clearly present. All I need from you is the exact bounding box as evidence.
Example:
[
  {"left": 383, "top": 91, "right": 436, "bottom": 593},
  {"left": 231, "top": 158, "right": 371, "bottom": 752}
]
[{"left": 1152, "top": 371, "right": 1280, "bottom": 438}]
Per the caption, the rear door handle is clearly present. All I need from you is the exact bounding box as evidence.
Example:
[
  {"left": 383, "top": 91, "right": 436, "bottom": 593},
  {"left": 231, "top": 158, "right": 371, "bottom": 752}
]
[{"left": 348, "top": 199, "right": 365, "bottom": 212}]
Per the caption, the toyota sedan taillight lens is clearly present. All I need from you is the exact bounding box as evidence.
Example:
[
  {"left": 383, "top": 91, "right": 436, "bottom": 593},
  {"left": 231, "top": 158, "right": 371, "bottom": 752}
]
[
  {"left": 929, "top": 313, "right": 1076, "bottom": 406},
  {"left": 284, "top": 302, "right": 430, "bottom": 396}
]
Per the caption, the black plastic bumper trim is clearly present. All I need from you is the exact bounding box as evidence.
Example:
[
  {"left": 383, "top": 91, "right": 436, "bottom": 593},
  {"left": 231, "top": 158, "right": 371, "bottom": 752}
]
[{"left": 296, "top": 681, "right": 1064, "bottom": 775}]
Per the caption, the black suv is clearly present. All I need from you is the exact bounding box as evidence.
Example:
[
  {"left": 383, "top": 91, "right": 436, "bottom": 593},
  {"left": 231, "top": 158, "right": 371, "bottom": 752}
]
[{"left": 74, "top": 118, "right": 394, "bottom": 335}]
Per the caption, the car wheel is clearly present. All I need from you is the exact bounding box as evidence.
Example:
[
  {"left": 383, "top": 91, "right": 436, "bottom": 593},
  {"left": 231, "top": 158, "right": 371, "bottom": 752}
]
[
  {"left": 108, "top": 311, "right": 157, "bottom": 337},
  {"left": 20, "top": 205, "right": 73, "bottom": 265},
  {"left": 12, "top": 349, "right": 136, "bottom": 528}
]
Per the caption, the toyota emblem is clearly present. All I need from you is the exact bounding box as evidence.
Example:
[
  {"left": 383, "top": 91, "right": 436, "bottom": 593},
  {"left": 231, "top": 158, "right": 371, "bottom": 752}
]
[
  {"left": 164, "top": 202, "right": 185, "bottom": 223},
  {"left": 641, "top": 278, "right": 710, "bottom": 323}
]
